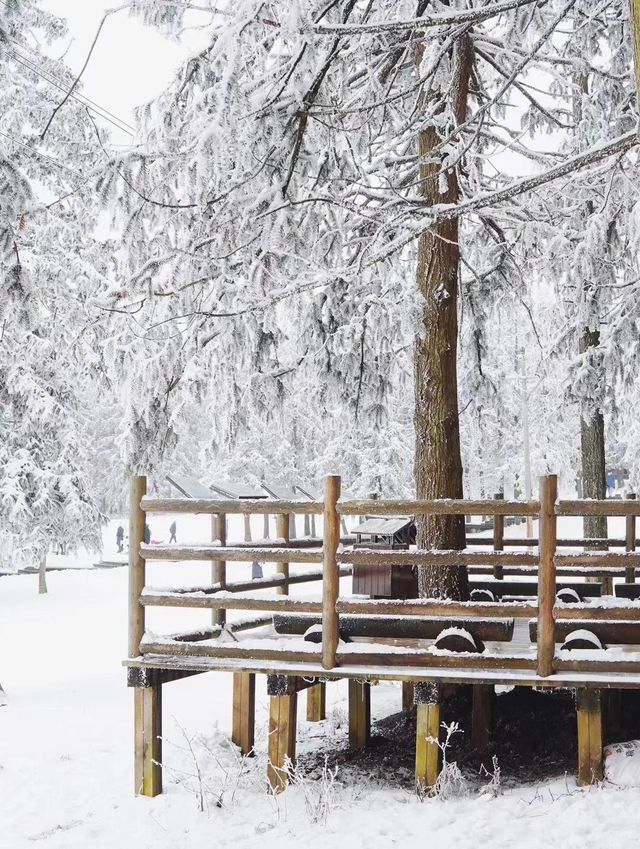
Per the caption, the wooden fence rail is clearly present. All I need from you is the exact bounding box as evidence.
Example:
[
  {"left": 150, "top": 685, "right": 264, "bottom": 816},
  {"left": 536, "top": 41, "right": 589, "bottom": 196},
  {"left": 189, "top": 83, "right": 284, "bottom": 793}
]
[{"left": 128, "top": 473, "right": 640, "bottom": 680}]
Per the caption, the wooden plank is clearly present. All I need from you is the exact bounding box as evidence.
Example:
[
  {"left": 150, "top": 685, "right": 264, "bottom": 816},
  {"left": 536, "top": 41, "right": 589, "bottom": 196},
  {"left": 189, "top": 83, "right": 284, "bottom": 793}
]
[
  {"left": 339, "top": 550, "right": 538, "bottom": 567},
  {"left": 141, "top": 639, "right": 322, "bottom": 664},
  {"left": 272, "top": 612, "right": 515, "bottom": 641},
  {"left": 142, "top": 497, "right": 322, "bottom": 514},
  {"left": 348, "top": 680, "right": 370, "bottom": 748},
  {"left": 557, "top": 499, "right": 640, "bottom": 517},
  {"left": 551, "top": 606, "right": 640, "bottom": 621},
  {"left": 232, "top": 672, "right": 255, "bottom": 756},
  {"left": 627, "top": 493, "right": 637, "bottom": 584},
  {"left": 134, "top": 684, "right": 162, "bottom": 797},
  {"left": 322, "top": 475, "right": 341, "bottom": 670},
  {"left": 335, "top": 651, "right": 536, "bottom": 670},
  {"left": 415, "top": 700, "right": 440, "bottom": 790},
  {"left": 337, "top": 499, "right": 540, "bottom": 517},
  {"left": 211, "top": 512, "right": 226, "bottom": 626},
  {"left": 336, "top": 597, "right": 537, "bottom": 618},
  {"left": 615, "top": 583, "right": 640, "bottom": 600},
  {"left": 576, "top": 689, "right": 603, "bottom": 785},
  {"left": 537, "top": 475, "right": 557, "bottom": 677},
  {"left": 276, "top": 513, "right": 290, "bottom": 596},
  {"left": 471, "top": 580, "right": 602, "bottom": 598},
  {"left": 306, "top": 683, "right": 326, "bottom": 722},
  {"left": 142, "top": 545, "right": 323, "bottom": 563},
  {"left": 142, "top": 591, "right": 324, "bottom": 613},
  {"left": 129, "top": 476, "right": 147, "bottom": 658},
  {"left": 267, "top": 691, "right": 297, "bottom": 793},
  {"left": 153, "top": 566, "right": 349, "bottom": 597}
]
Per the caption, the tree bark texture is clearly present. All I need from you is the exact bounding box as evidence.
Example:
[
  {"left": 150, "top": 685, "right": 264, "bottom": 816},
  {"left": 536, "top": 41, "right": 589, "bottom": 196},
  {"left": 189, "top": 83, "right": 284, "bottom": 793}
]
[
  {"left": 414, "top": 29, "right": 473, "bottom": 601},
  {"left": 579, "top": 328, "right": 607, "bottom": 540}
]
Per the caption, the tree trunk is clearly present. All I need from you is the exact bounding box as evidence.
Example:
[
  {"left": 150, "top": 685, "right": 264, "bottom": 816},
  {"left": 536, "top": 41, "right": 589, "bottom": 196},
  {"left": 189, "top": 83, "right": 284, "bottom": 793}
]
[
  {"left": 38, "top": 554, "right": 48, "bottom": 594},
  {"left": 579, "top": 328, "right": 607, "bottom": 541},
  {"left": 414, "top": 30, "right": 473, "bottom": 601}
]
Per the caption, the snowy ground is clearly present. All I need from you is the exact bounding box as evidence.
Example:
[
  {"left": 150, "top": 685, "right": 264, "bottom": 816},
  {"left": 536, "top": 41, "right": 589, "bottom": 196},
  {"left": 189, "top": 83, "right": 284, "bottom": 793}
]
[{"left": 2, "top": 514, "right": 639, "bottom": 848}]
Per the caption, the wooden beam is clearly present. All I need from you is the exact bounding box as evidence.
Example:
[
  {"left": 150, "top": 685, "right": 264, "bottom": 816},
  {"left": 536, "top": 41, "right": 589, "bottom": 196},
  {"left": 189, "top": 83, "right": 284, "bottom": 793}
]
[
  {"left": 142, "top": 590, "right": 324, "bottom": 613},
  {"left": 322, "top": 475, "right": 341, "bottom": 670},
  {"left": 336, "top": 499, "right": 540, "bottom": 516},
  {"left": 129, "top": 476, "right": 147, "bottom": 658},
  {"left": 576, "top": 688, "right": 603, "bottom": 786},
  {"left": 276, "top": 513, "right": 290, "bottom": 595},
  {"left": 142, "top": 497, "right": 322, "bottom": 514},
  {"left": 142, "top": 545, "right": 323, "bottom": 563},
  {"left": 232, "top": 672, "right": 255, "bottom": 756},
  {"left": 557, "top": 499, "right": 640, "bottom": 517},
  {"left": 267, "top": 691, "right": 297, "bottom": 793},
  {"left": 134, "top": 684, "right": 162, "bottom": 797},
  {"left": 306, "top": 683, "right": 326, "bottom": 722},
  {"left": 415, "top": 683, "right": 440, "bottom": 791},
  {"left": 348, "top": 679, "right": 370, "bottom": 748},
  {"left": 339, "top": 550, "right": 538, "bottom": 567},
  {"left": 537, "top": 475, "right": 557, "bottom": 677},
  {"left": 336, "top": 597, "right": 537, "bottom": 618}
]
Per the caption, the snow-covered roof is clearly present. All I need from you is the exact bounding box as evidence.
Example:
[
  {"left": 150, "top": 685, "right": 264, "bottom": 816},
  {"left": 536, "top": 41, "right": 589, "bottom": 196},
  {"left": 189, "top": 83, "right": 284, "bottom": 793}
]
[{"left": 167, "top": 474, "right": 267, "bottom": 500}]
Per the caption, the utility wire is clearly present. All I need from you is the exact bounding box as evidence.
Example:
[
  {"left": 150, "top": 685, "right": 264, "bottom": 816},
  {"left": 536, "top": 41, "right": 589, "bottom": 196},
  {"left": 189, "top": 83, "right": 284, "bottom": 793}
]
[
  {"left": 0, "top": 129, "right": 85, "bottom": 179},
  {"left": 9, "top": 42, "right": 135, "bottom": 137},
  {"left": 10, "top": 39, "right": 136, "bottom": 132}
]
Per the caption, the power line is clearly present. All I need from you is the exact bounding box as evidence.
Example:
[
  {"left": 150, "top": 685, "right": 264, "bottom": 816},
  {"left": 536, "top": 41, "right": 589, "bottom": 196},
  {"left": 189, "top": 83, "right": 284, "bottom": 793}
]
[
  {"left": 0, "top": 129, "right": 85, "bottom": 179},
  {"left": 8, "top": 41, "right": 136, "bottom": 137}
]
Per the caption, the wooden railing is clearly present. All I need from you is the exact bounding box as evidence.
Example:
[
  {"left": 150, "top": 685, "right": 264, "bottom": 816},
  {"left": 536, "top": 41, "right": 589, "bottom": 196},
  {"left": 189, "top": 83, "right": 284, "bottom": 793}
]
[{"left": 128, "top": 474, "right": 640, "bottom": 682}]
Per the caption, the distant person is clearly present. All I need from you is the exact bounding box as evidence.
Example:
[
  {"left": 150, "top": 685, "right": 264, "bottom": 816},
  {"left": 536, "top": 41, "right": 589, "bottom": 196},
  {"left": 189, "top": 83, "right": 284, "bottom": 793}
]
[
  {"left": 116, "top": 525, "right": 125, "bottom": 553},
  {"left": 251, "top": 561, "right": 263, "bottom": 580},
  {"left": 144, "top": 523, "right": 151, "bottom": 545},
  {"left": 169, "top": 520, "right": 177, "bottom": 544}
]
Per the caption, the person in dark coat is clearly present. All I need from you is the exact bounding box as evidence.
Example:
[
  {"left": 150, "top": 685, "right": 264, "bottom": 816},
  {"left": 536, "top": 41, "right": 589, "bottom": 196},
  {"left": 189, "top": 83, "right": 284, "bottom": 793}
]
[
  {"left": 144, "top": 523, "right": 151, "bottom": 545},
  {"left": 116, "top": 525, "right": 125, "bottom": 553},
  {"left": 169, "top": 520, "right": 177, "bottom": 544}
]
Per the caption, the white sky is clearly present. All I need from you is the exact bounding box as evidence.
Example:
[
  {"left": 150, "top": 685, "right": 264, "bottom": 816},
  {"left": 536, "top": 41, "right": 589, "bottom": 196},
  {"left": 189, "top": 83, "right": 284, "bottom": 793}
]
[{"left": 41, "top": 1, "right": 202, "bottom": 144}]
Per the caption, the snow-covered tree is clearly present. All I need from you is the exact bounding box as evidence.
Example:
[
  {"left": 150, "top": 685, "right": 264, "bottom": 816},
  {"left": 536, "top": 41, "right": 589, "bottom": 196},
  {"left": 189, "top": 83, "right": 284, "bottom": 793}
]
[{"left": 0, "top": 1, "right": 105, "bottom": 583}]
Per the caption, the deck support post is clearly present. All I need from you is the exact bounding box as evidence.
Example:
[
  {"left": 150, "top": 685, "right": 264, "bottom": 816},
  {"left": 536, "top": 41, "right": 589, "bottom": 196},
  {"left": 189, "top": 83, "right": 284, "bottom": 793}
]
[
  {"left": 232, "top": 672, "right": 255, "bottom": 755},
  {"left": 415, "top": 683, "right": 440, "bottom": 792},
  {"left": 211, "top": 512, "right": 226, "bottom": 626},
  {"left": 576, "top": 688, "right": 603, "bottom": 786},
  {"left": 493, "top": 492, "right": 504, "bottom": 579},
  {"left": 471, "top": 684, "right": 493, "bottom": 758},
  {"left": 348, "top": 680, "right": 370, "bottom": 748},
  {"left": 306, "top": 682, "right": 326, "bottom": 722},
  {"left": 267, "top": 676, "right": 297, "bottom": 792},
  {"left": 134, "top": 684, "right": 162, "bottom": 797},
  {"left": 537, "top": 474, "right": 558, "bottom": 677},
  {"left": 402, "top": 681, "right": 415, "bottom": 712},
  {"left": 322, "top": 475, "right": 341, "bottom": 670}
]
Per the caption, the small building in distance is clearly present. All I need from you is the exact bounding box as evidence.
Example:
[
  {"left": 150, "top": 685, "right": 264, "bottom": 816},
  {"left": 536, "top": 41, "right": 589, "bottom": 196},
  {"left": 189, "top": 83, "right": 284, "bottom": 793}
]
[{"left": 351, "top": 516, "right": 417, "bottom": 599}]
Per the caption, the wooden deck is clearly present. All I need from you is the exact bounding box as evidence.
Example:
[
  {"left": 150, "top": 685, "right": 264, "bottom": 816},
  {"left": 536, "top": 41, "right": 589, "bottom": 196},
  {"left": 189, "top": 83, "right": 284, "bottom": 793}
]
[{"left": 125, "top": 474, "right": 640, "bottom": 796}]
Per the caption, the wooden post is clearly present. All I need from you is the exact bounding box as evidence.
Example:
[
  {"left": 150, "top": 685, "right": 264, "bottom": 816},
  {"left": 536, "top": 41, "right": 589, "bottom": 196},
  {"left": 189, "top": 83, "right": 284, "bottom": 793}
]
[
  {"left": 626, "top": 492, "right": 636, "bottom": 584},
  {"left": 289, "top": 513, "right": 297, "bottom": 540},
  {"left": 402, "top": 681, "right": 415, "bottom": 712},
  {"left": 263, "top": 513, "right": 270, "bottom": 539},
  {"left": 304, "top": 514, "right": 311, "bottom": 536},
  {"left": 244, "top": 513, "right": 252, "bottom": 542},
  {"left": 267, "top": 676, "right": 297, "bottom": 793},
  {"left": 128, "top": 475, "right": 147, "bottom": 658},
  {"left": 276, "top": 513, "right": 290, "bottom": 595},
  {"left": 415, "top": 683, "right": 440, "bottom": 791},
  {"left": 537, "top": 474, "right": 558, "bottom": 677},
  {"left": 211, "top": 513, "right": 226, "bottom": 626},
  {"left": 493, "top": 492, "right": 504, "bottom": 580},
  {"left": 232, "top": 672, "right": 255, "bottom": 756},
  {"left": 322, "top": 475, "right": 341, "bottom": 670},
  {"left": 576, "top": 688, "right": 603, "bottom": 786},
  {"left": 134, "top": 684, "right": 162, "bottom": 796},
  {"left": 471, "top": 684, "right": 493, "bottom": 757},
  {"left": 348, "top": 680, "right": 370, "bottom": 748},
  {"left": 306, "top": 683, "right": 326, "bottom": 722},
  {"left": 311, "top": 514, "right": 317, "bottom": 538}
]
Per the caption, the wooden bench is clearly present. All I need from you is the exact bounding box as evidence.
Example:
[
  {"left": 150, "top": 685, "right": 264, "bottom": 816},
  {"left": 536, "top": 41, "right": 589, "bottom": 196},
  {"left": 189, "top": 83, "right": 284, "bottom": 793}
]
[
  {"left": 471, "top": 580, "right": 602, "bottom": 602},
  {"left": 615, "top": 583, "right": 640, "bottom": 601}
]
